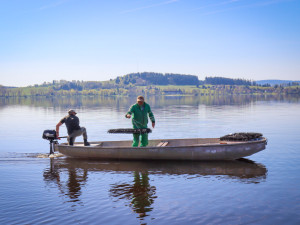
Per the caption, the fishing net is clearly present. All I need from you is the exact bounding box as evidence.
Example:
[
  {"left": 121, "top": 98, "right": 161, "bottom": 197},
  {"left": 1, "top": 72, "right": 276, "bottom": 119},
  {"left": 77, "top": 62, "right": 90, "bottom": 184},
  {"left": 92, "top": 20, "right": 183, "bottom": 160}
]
[
  {"left": 108, "top": 128, "right": 152, "bottom": 134},
  {"left": 220, "top": 132, "right": 263, "bottom": 141}
]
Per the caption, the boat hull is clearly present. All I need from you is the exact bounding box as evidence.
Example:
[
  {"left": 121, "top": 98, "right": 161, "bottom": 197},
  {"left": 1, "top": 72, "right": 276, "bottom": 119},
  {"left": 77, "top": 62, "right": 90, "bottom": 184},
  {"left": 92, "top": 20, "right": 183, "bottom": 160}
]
[{"left": 56, "top": 137, "right": 267, "bottom": 161}]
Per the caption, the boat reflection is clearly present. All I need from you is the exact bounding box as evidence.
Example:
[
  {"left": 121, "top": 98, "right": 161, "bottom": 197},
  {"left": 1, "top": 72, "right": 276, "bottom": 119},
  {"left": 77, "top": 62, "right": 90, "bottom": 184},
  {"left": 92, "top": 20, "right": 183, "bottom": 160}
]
[{"left": 43, "top": 158, "right": 267, "bottom": 217}]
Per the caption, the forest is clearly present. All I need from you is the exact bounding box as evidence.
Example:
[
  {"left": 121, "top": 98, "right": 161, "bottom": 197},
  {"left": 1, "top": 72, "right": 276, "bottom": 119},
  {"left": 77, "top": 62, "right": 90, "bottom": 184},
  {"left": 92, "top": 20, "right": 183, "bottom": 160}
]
[{"left": 0, "top": 72, "right": 299, "bottom": 97}]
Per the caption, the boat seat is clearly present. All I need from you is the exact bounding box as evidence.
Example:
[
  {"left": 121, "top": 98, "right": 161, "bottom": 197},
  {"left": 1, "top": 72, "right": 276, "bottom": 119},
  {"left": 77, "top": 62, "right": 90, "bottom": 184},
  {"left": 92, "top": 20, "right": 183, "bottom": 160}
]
[{"left": 157, "top": 141, "right": 169, "bottom": 147}]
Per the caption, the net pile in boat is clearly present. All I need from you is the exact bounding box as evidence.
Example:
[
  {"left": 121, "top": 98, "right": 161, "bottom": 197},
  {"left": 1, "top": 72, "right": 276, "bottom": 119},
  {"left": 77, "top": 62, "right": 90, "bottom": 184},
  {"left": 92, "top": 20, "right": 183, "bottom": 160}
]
[
  {"left": 108, "top": 128, "right": 152, "bottom": 134},
  {"left": 220, "top": 132, "right": 263, "bottom": 141}
]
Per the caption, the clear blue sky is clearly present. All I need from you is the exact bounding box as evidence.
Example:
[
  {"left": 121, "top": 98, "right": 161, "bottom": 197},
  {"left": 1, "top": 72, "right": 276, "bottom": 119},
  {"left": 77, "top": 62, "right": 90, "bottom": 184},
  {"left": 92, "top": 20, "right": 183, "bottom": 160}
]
[{"left": 0, "top": 0, "right": 299, "bottom": 86}]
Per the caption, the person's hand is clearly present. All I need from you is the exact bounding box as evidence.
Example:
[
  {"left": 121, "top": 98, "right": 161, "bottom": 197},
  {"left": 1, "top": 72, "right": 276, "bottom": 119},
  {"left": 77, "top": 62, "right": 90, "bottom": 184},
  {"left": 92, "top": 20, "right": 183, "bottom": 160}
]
[
  {"left": 56, "top": 132, "right": 60, "bottom": 139},
  {"left": 126, "top": 114, "right": 131, "bottom": 119},
  {"left": 152, "top": 122, "right": 155, "bottom": 128}
]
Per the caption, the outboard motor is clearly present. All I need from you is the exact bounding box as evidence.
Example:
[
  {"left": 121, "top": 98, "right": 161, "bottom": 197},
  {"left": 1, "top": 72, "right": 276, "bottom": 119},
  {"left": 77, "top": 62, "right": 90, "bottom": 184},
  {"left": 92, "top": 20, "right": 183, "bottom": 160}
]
[
  {"left": 43, "top": 130, "right": 57, "bottom": 141},
  {"left": 42, "top": 130, "right": 61, "bottom": 154}
]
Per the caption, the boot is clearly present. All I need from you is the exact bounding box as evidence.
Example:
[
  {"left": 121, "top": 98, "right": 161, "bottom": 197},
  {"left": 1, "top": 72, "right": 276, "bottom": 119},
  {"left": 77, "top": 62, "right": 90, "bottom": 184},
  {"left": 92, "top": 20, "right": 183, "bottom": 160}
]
[
  {"left": 84, "top": 139, "right": 90, "bottom": 146},
  {"left": 69, "top": 137, "right": 74, "bottom": 146}
]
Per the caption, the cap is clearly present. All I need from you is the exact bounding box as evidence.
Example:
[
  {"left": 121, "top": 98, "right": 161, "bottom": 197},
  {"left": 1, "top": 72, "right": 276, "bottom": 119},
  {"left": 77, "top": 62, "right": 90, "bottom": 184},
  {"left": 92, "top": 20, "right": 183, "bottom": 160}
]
[
  {"left": 68, "top": 109, "right": 77, "bottom": 114},
  {"left": 137, "top": 96, "right": 144, "bottom": 102}
]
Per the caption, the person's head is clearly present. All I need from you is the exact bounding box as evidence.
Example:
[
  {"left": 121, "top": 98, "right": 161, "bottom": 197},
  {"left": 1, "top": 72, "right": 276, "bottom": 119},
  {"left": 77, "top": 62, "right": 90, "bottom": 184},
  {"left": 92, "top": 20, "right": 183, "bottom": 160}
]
[
  {"left": 68, "top": 109, "right": 77, "bottom": 115},
  {"left": 137, "top": 96, "right": 144, "bottom": 106}
]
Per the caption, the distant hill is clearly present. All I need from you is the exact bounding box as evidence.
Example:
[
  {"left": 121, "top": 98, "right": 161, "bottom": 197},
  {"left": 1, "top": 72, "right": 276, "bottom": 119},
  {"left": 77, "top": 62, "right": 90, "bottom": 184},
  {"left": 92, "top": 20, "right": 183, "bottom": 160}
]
[
  {"left": 115, "top": 72, "right": 200, "bottom": 86},
  {"left": 1, "top": 73, "right": 300, "bottom": 97},
  {"left": 204, "top": 77, "right": 255, "bottom": 86},
  {"left": 2, "top": 73, "right": 298, "bottom": 89},
  {"left": 116, "top": 72, "right": 255, "bottom": 86},
  {"left": 0, "top": 85, "right": 17, "bottom": 88},
  {"left": 256, "top": 80, "right": 300, "bottom": 86}
]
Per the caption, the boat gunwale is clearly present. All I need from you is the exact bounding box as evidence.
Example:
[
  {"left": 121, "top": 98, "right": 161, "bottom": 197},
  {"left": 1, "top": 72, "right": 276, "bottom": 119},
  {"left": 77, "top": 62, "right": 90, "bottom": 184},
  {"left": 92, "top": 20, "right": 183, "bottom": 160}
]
[{"left": 56, "top": 137, "right": 267, "bottom": 149}]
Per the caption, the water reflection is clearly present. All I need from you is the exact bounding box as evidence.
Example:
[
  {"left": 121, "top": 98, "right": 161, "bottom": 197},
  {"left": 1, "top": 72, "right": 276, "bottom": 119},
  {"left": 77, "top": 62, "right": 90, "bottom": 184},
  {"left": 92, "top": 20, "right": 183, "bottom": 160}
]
[
  {"left": 43, "top": 158, "right": 267, "bottom": 218},
  {"left": 1, "top": 94, "right": 299, "bottom": 109},
  {"left": 109, "top": 171, "right": 156, "bottom": 219},
  {"left": 43, "top": 158, "right": 88, "bottom": 204}
]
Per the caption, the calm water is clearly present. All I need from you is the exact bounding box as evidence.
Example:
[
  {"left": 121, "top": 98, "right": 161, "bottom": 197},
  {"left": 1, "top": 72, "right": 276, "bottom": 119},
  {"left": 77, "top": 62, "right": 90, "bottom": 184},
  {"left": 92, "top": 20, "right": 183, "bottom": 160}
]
[{"left": 0, "top": 95, "right": 300, "bottom": 225}]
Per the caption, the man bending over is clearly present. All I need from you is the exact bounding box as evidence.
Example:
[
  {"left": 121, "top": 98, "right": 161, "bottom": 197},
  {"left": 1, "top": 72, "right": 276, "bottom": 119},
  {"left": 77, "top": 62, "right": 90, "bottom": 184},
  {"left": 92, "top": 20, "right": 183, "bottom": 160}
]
[{"left": 56, "top": 109, "right": 90, "bottom": 146}]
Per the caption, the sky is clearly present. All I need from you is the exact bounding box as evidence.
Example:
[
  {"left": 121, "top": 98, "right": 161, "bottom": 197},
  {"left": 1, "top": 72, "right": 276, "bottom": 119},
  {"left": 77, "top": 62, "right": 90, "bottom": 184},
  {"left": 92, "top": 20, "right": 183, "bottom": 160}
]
[{"left": 0, "top": 0, "right": 299, "bottom": 87}]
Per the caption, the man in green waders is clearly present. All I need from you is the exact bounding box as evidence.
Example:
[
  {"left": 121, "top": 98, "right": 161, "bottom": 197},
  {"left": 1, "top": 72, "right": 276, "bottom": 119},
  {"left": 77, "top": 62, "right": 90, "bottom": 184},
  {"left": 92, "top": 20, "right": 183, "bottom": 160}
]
[{"left": 125, "top": 96, "right": 155, "bottom": 147}]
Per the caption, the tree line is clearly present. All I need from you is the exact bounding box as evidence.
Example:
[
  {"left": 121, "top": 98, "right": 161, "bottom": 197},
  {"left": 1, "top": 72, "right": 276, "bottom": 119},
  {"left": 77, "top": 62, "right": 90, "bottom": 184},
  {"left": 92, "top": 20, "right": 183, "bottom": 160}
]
[{"left": 0, "top": 72, "right": 299, "bottom": 97}]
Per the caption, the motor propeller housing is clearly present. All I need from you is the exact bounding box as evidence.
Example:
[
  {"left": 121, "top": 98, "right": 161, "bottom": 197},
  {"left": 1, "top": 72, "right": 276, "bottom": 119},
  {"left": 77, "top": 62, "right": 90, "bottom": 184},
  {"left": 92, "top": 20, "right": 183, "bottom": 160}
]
[{"left": 42, "top": 130, "right": 57, "bottom": 141}]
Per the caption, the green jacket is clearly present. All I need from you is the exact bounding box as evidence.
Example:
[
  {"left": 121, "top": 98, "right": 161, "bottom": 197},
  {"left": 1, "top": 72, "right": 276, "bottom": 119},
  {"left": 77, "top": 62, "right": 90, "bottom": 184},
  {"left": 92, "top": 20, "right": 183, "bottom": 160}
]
[{"left": 126, "top": 102, "right": 155, "bottom": 128}]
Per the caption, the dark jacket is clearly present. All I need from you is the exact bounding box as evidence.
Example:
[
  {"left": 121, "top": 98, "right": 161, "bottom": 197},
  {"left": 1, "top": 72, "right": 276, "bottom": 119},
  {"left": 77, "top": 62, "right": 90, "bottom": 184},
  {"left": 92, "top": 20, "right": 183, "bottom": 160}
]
[{"left": 60, "top": 115, "right": 81, "bottom": 135}]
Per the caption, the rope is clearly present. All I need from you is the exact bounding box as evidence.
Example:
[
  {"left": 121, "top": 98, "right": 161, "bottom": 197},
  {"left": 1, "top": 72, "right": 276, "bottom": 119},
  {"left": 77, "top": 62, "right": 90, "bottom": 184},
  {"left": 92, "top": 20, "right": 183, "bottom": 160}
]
[{"left": 132, "top": 118, "right": 144, "bottom": 128}]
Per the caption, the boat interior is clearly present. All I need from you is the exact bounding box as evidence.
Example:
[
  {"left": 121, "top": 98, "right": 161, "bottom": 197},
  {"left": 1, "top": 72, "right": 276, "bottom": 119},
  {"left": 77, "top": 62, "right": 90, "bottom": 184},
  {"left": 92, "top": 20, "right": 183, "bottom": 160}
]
[{"left": 60, "top": 138, "right": 248, "bottom": 148}]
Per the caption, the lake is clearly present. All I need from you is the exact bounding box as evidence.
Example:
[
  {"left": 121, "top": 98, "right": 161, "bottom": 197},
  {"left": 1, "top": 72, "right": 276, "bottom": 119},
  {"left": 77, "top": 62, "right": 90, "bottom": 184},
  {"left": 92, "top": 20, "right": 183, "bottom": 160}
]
[{"left": 0, "top": 95, "right": 299, "bottom": 225}]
